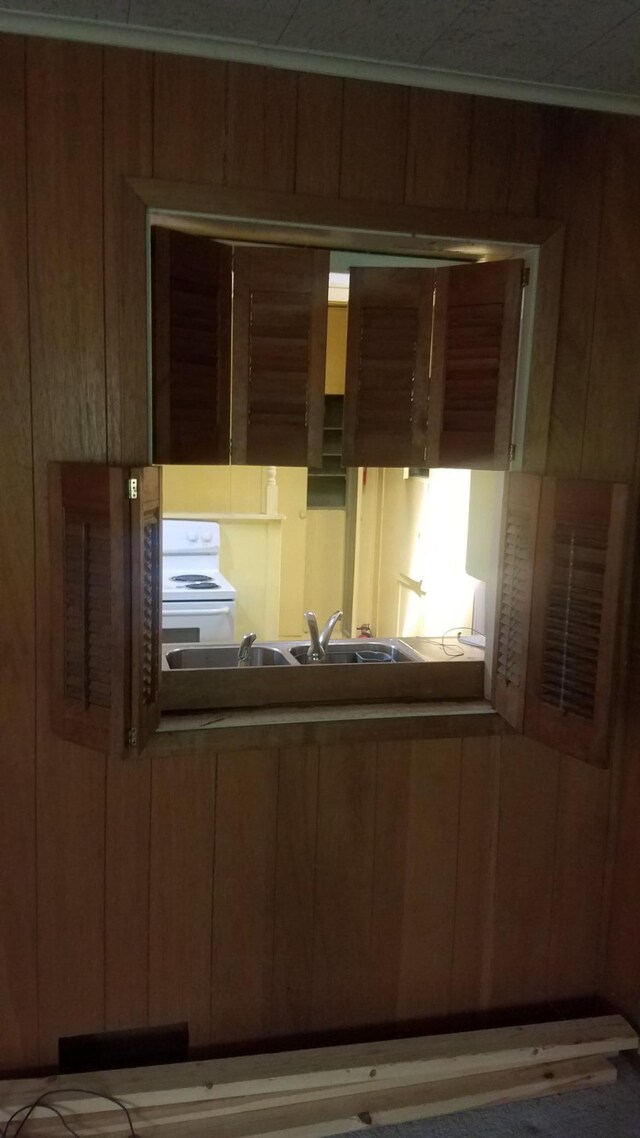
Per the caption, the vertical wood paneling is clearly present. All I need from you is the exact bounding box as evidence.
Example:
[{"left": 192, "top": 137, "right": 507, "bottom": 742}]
[
  {"left": 271, "top": 747, "right": 319, "bottom": 1038},
  {"left": 0, "top": 39, "right": 634, "bottom": 1072},
  {"left": 211, "top": 751, "right": 279, "bottom": 1046},
  {"left": 405, "top": 89, "right": 472, "bottom": 209},
  {"left": 225, "top": 64, "right": 297, "bottom": 192},
  {"left": 466, "top": 97, "right": 514, "bottom": 213},
  {"left": 581, "top": 115, "right": 640, "bottom": 482},
  {"left": 395, "top": 741, "right": 461, "bottom": 1021},
  {"left": 340, "top": 79, "right": 409, "bottom": 203},
  {"left": 372, "top": 740, "right": 462, "bottom": 1025},
  {"left": 507, "top": 103, "right": 543, "bottom": 217},
  {"left": 540, "top": 108, "right": 608, "bottom": 478},
  {"left": 450, "top": 738, "right": 501, "bottom": 1015},
  {"left": 369, "top": 745, "right": 411, "bottom": 1025},
  {"left": 148, "top": 754, "right": 216, "bottom": 1047},
  {"left": 153, "top": 54, "right": 226, "bottom": 183},
  {"left": 295, "top": 73, "right": 343, "bottom": 197},
  {"left": 311, "top": 745, "right": 377, "bottom": 1031},
  {"left": 0, "top": 33, "right": 38, "bottom": 1071},
  {"left": 27, "top": 37, "right": 107, "bottom": 1065},
  {"left": 547, "top": 757, "right": 609, "bottom": 1000},
  {"left": 103, "top": 45, "right": 154, "bottom": 1033},
  {"left": 491, "top": 737, "right": 560, "bottom": 1008}
]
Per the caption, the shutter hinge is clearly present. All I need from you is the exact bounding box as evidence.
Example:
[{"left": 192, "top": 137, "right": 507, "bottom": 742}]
[
  {"left": 522, "top": 265, "right": 530, "bottom": 287},
  {"left": 128, "top": 477, "right": 138, "bottom": 500},
  {"left": 509, "top": 443, "right": 517, "bottom": 462},
  {"left": 127, "top": 727, "right": 138, "bottom": 748}
]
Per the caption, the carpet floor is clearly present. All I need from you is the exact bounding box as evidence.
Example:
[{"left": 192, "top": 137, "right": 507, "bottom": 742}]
[{"left": 348, "top": 1057, "right": 640, "bottom": 1138}]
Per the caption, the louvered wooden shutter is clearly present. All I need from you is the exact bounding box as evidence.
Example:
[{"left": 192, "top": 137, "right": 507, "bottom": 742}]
[
  {"left": 130, "top": 465, "right": 162, "bottom": 754},
  {"left": 428, "top": 259, "right": 524, "bottom": 469},
  {"left": 524, "top": 479, "right": 627, "bottom": 767},
  {"left": 152, "top": 228, "right": 232, "bottom": 464},
  {"left": 492, "top": 473, "right": 541, "bottom": 730},
  {"left": 231, "top": 246, "right": 329, "bottom": 466},
  {"left": 49, "top": 463, "right": 127, "bottom": 753},
  {"left": 342, "top": 268, "right": 434, "bottom": 467}
]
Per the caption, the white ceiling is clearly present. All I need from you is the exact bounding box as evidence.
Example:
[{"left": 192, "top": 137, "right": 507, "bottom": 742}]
[{"left": 1, "top": 0, "right": 640, "bottom": 112}]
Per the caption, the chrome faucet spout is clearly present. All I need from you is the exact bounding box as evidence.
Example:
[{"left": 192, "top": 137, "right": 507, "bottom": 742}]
[
  {"left": 304, "top": 610, "right": 343, "bottom": 663},
  {"left": 238, "top": 631, "right": 257, "bottom": 667}
]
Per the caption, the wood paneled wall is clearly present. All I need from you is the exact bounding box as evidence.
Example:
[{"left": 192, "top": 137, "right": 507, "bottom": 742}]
[{"left": 1, "top": 33, "right": 640, "bottom": 1072}]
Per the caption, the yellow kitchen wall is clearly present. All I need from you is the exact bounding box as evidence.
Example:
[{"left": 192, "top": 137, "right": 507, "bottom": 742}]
[{"left": 303, "top": 510, "right": 346, "bottom": 626}]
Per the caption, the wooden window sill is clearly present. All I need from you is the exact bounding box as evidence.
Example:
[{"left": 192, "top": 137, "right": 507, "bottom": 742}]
[{"left": 147, "top": 698, "right": 507, "bottom": 755}]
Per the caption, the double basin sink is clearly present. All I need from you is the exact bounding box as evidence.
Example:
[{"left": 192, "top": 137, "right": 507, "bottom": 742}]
[{"left": 165, "top": 638, "right": 425, "bottom": 670}]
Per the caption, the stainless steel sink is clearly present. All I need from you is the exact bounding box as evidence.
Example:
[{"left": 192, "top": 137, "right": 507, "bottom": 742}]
[
  {"left": 166, "top": 645, "right": 292, "bottom": 669},
  {"left": 288, "top": 639, "right": 424, "bottom": 664}
]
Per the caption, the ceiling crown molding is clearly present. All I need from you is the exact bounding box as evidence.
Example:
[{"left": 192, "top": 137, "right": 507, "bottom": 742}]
[{"left": 1, "top": 10, "right": 639, "bottom": 116}]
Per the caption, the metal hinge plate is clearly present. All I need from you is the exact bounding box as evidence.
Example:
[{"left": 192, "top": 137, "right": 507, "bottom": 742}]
[
  {"left": 509, "top": 443, "right": 517, "bottom": 461},
  {"left": 127, "top": 727, "right": 138, "bottom": 748},
  {"left": 128, "top": 477, "right": 138, "bottom": 500}
]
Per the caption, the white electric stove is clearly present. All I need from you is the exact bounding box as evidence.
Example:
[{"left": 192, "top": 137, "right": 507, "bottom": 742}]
[{"left": 162, "top": 519, "right": 237, "bottom": 643}]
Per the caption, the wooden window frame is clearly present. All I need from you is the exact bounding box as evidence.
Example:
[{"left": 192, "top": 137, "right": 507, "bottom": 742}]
[{"left": 106, "top": 178, "right": 565, "bottom": 753}]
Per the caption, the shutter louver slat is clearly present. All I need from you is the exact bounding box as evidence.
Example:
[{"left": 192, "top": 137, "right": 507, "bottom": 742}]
[
  {"left": 130, "top": 466, "right": 162, "bottom": 754},
  {"left": 429, "top": 259, "right": 524, "bottom": 469},
  {"left": 342, "top": 268, "right": 434, "bottom": 467},
  {"left": 50, "top": 464, "right": 127, "bottom": 755},
  {"left": 232, "top": 247, "right": 329, "bottom": 466},
  {"left": 492, "top": 473, "right": 541, "bottom": 731},
  {"left": 524, "top": 479, "right": 628, "bottom": 767},
  {"left": 152, "top": 229, "right": 232, "bottom": 464}
]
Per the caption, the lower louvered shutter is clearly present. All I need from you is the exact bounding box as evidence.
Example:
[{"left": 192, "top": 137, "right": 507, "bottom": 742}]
[
  {"left": 428, "top": 259, "right": 524, "bottom": 469},
  {"left": 130, "top": 465, "right": 162, "bottom": 754},
  {"left": 524, "top": 478, "right": 627, "bottom": 767},
  {"left": 342, "top": 267, "right": 434, "bottom": 467},
  {"left": 232, "top": 246, "right": 329, "bottom": 466},
  {"left": 492, "top": 473, "right": 541, "bottom": 730},
  {"left": 49, "top": 463, "right": 127, "bottom": 753}
]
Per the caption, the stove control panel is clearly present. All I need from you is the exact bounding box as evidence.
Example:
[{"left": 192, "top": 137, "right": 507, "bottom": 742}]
[{"left": 163, "top": 519, "right": 221, "bottom": 555}]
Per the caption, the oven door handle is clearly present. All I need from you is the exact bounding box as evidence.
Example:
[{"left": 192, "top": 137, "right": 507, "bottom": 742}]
[{"left": 162, "top": 606, "right": 232, "bottom": 617}]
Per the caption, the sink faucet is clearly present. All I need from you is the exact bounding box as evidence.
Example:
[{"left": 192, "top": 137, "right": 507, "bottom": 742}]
[
  {"left": 304, "top": 610, "right": 343, "bottom": 663},
  {"left": 238, "top": 632, "right": 257, "bottom": 667}
]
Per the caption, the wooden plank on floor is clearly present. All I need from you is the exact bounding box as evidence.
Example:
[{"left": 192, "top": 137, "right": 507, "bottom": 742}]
[
  {"left": 14, "top": 1057, "right": 617, "bottom": 1137},
  {"left": 1, "top": 1016, "right": 633, "bottom": 1114}
]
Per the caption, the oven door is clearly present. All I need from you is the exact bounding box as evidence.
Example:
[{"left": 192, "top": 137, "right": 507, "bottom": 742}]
[{"left": 162, "top": 602, "right": 235, "bottom": 644}]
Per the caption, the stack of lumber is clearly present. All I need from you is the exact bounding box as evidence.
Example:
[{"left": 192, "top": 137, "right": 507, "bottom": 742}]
[{"left": 0, "top": 1015, "right": 636, "bottom": 1138}]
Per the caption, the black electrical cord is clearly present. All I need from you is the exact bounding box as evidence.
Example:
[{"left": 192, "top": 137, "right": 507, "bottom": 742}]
[
  {"left": 1, "top": 1088, "right": 139, "bottom": 1138},
  {"left": 439, "top": 625, "right": 484, "bottom": 658}
]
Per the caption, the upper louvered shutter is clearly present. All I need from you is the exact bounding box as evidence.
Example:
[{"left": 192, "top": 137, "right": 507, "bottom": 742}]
[
  {"left": 428, "top": 259, "right": 524, "bottom": 469},
  {"left": 524, "top": 478, "right": 627, "bottom": 767},
  {"left": 130, "top": 465, "right": 162, "bottom": 755},
  {"left": 152, "top": 228, "right": 232, "bottom": 463},
  {"left": 232, "top": 246, "right": 329, "bottom": 466},
  {"left": 49, "top": 463, "right": 127, "bottom": 753},
  {"left": 342, "top": 268, "right": 434, "bottom": 467},
  {"left": 492, "top": 473, "right": 541, "bottom": 731}
]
